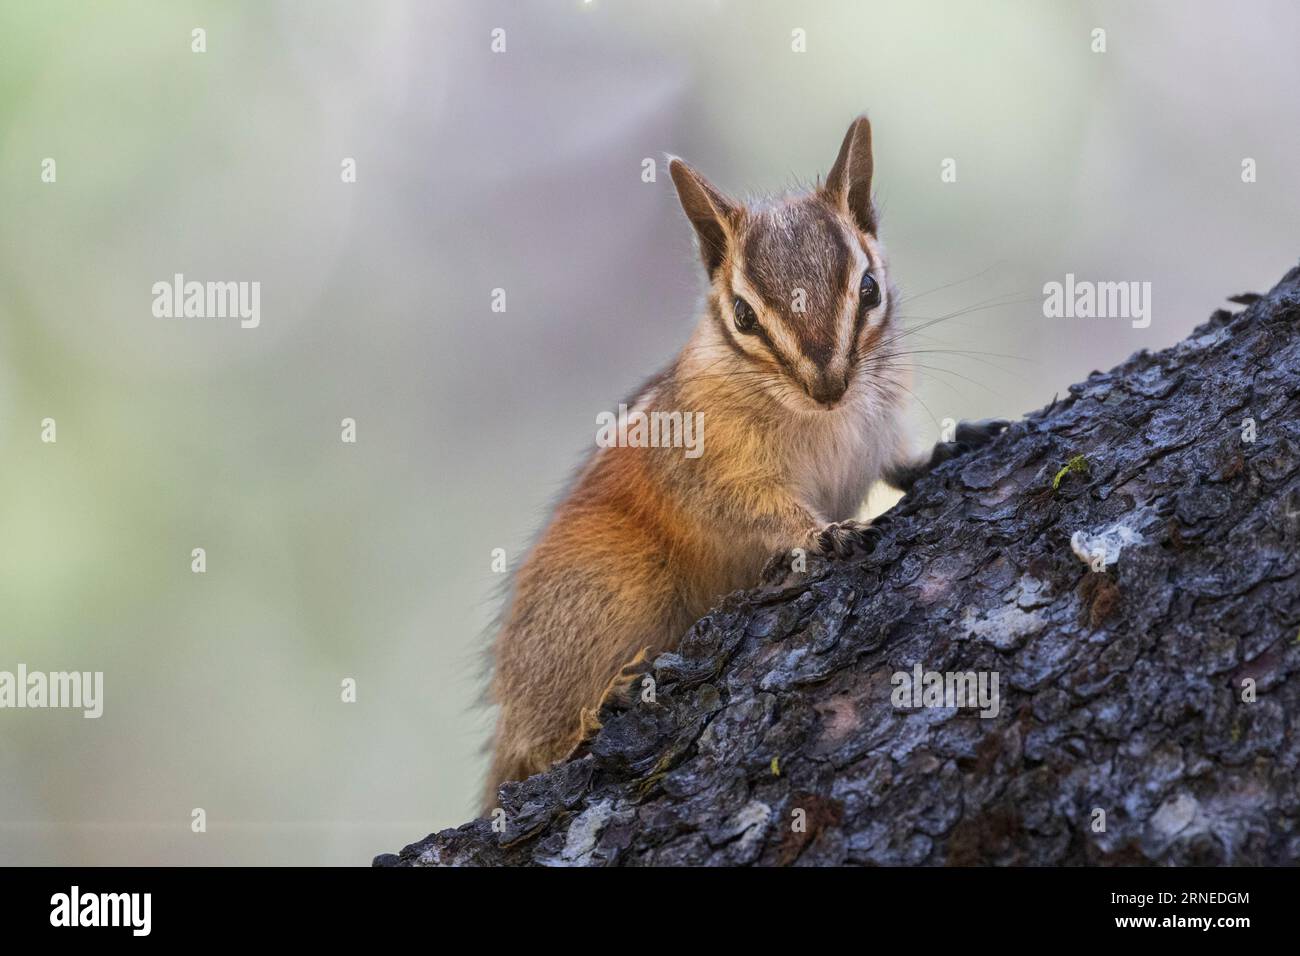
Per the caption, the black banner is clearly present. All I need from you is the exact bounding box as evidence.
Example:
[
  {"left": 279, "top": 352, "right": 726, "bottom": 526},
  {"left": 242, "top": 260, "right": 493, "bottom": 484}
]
[{"left": 0, "top": 865, "right": 1276, "bottom": 942}]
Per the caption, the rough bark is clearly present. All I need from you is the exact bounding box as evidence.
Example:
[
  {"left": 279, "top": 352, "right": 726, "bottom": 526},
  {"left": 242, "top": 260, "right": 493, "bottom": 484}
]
[{"left": 378, "top": 263, "right": 1300, "bottom": 866}]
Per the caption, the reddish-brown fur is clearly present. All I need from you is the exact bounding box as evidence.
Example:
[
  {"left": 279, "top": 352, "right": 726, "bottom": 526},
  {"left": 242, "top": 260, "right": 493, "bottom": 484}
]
[{"left": 483, "top": 117, "right": 915, "bottom": 809}]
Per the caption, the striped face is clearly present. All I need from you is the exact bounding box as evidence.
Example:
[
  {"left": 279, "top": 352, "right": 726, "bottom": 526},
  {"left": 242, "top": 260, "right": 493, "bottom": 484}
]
[
  {"left": 715, "top": 196, "right": 890, "bottom": 410},
  {"left": 670, "top": 116, "right": 886, "bottom": 412}
]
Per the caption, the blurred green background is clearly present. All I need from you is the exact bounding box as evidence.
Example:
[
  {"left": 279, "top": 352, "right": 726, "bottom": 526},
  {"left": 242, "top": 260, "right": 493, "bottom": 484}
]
[{"left": 1, "top": 0, "right": 1296, "bottom": 864}]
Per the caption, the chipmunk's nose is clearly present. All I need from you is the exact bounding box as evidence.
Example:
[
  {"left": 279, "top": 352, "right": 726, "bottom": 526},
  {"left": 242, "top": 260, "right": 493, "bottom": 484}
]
[{"left": 809, "top": 373, "right": 848, "bottom": 408}]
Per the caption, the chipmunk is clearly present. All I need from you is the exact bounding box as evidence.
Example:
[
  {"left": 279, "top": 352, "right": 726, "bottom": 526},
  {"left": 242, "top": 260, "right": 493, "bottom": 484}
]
[{"left": 482, "top": 116, "right": 1005, "bottom": 810}]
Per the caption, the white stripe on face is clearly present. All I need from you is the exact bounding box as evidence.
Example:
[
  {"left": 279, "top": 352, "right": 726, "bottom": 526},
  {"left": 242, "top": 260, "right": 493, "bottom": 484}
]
[{"left": 728, "top": 263, "right": 819, "bottom": 383}]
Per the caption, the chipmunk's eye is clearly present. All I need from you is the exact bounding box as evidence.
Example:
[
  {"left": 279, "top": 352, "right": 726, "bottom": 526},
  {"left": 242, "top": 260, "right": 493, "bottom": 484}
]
[
  {"left": 733, "top": 297, "right": 759, "bottom": 334},
  {"left": 859, "top": 271, "right": 881, "bottom": 311}
]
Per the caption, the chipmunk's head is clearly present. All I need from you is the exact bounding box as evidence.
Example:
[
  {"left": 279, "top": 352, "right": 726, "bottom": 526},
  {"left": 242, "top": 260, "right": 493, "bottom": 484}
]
[{"left": 670, "top": 116, "right": 894, "bottom": 413}]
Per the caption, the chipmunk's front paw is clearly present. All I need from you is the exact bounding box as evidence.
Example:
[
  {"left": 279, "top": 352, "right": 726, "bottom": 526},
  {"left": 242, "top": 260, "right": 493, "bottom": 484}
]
[
  {"left": 760, "top": 548, "right": 799, "bottom": 585},
  {"left": 930, "top": 418, "right": 1010, "bottom": 468},
  {"left": 567, "top": 646, "right": 653, "bottom": 759},
  {"left": 760, "top": 519, "right": 882, "bottom": 585},
  {"left": 812, "top": 519, "right": 882, "bottom": 559}
]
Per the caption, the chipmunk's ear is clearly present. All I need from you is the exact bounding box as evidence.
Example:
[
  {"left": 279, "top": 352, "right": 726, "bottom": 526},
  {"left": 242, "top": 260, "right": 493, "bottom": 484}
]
[
  {"left": 823, "top": 115, "right": 876, "bottom": 234},
  {"left": 669, "top": 157, "right": 739, "bottom": 277}
]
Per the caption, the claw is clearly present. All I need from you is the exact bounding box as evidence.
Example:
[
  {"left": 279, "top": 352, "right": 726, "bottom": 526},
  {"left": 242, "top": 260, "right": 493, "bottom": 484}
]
[
  {"left": 954, "top": 418, "right": 1010, "bottom": 445},
  {"left": 815, "top": 519, "right": 879, "bottom": 559},
  {"left": 565, "top": 647, "right": 654, "bottom": 760},
  {"left": 760, "top": 550, "right": 797, "bottom": 585}
]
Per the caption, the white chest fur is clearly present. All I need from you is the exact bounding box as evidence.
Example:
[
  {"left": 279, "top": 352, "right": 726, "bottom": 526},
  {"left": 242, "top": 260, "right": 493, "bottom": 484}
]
[{"left": 784, "top": 393, "right": 908, "bottom": 521}]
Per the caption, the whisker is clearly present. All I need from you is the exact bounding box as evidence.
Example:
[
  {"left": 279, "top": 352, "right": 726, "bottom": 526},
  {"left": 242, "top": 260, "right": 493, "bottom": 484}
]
[{"left": 890, "top": 261, "right": 1006, "bottom": 309}]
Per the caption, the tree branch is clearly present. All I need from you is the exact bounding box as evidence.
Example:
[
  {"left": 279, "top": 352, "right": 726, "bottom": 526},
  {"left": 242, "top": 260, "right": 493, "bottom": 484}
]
[{"left": 378, "top": 262, "right": 1300, "bottom": 866}]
